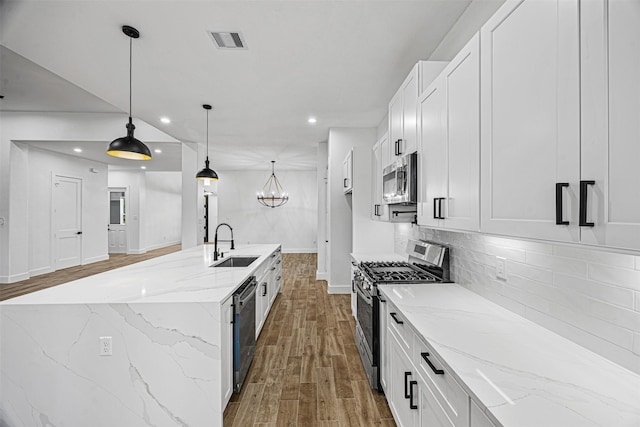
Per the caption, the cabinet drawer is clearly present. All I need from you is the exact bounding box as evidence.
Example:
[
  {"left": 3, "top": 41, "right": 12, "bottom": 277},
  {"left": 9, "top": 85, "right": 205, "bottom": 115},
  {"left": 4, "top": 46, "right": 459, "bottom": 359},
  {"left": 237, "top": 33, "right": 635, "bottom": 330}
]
[
  {"left": 387, "top": 303, "right": 413, "bottom": 356},
  {"left": 414, "top": 337, "right": 469, "bottom": 427}
]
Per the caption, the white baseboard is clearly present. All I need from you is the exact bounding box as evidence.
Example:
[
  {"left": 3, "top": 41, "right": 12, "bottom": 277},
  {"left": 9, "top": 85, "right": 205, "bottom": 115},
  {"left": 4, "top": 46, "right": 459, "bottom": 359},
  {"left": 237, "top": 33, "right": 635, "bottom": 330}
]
[
  {"left": 127, "top": 249, "right": 147, "bottom": 255},
  {"left": 146, "top": 241, "right": 181, "bottom": 251},
  {"left": 282, "top": 248, "right": 317, "bottom": 254},
  {"left": 316, "top": 271, "right": 328, "bottom": 281},
  {"left": 327, "top": 284, "right": 351, "bottom": 295},
  {"left": 0, "top": 272, "right": 30, "bottom": 284},
  {"left": 29, "top": 266, "right": 54, "bottom": 278},
  {"left": 83, "top": 254, "right": 109, "bottom": 265}
]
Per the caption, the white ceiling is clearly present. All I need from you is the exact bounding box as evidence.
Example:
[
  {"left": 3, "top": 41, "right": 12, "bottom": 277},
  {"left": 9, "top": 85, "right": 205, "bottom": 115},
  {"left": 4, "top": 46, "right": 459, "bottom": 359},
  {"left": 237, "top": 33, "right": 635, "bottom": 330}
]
[{"left": 0, "top": 0, "right": 472, "bottom": 171}]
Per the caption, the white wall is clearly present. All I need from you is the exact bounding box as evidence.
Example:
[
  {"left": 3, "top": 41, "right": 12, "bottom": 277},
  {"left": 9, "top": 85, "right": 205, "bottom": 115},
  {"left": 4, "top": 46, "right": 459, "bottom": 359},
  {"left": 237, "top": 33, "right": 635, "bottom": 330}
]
[
  {"left": 144, "top": 171, "right": 182, "bottom": 250},
  {"left": 26, "top": 146, "right": 109, "bottom": 276},
  {"left": 217, "top": 170, "right": 317, "bottom": 253}
]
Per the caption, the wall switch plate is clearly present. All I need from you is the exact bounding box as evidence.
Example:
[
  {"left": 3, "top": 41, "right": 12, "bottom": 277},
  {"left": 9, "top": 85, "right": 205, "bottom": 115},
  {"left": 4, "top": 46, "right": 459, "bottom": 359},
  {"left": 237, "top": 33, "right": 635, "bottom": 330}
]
[
  {"left": 496, "top": 257, "right": 507, "bottom": 281},
  {"left": 100, "top": 336, "right": 113, "bottom": 356}
]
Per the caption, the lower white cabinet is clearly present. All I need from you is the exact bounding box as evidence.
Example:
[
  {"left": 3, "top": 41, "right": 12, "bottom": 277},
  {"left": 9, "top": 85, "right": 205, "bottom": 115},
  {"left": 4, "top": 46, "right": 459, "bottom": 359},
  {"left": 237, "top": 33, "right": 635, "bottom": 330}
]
[
  {"left": 255, "top": 248, "right": 282, "bottom": 338},
  {"left": 419, "top": 378, "right": 455, "bottom": 427},
  {"left": 379, "top": 295, "right": 389, "bottom": 392},
  {"left": 221, "top": 296, "right": 234, "bottom": 407},
  {"left": 389, "top": 332, "right": 419, "bottom": 427}
]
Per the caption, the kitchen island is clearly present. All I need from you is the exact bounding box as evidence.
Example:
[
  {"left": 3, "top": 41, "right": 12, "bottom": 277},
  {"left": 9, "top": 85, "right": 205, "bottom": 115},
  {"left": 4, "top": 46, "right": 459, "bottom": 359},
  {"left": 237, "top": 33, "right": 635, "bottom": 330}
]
[{"left": 0, "top": 243, "right": 281, "bottom": 427}]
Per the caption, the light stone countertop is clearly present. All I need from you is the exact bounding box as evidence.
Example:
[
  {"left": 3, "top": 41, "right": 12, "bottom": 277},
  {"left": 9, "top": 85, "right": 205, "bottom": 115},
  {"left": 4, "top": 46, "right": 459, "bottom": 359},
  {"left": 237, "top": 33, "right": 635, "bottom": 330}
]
[
  {"left": 379, "top": 283, "right": 640, "bottom": 427},
  {"left": 1, "top": 244, "right": 280, "bottom": 305}
]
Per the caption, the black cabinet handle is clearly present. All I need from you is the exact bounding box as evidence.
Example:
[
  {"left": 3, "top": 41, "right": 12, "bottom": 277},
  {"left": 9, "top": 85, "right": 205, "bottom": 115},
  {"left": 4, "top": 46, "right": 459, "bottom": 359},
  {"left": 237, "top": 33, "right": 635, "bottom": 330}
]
[
  {"left": 379, "top": 297, "right": 386, "bottom": 303},
  {"left": 409, "top": 380, "right": 418, "bottom": 409},
  {"left": 438, "top": 198, "right": 446, "bottom": 219},
  {"left": 76, "top": 231, "right": 83, "bottom": 235},
  {"left": 579, "top": 180, "right": 595, "bottom": 227},
  {"left": 397, "top": 139, "right": 403, "bottom": 156},
  {"left": 404, "top": 371, "right": 412, "bottom": 398},
  {"left": 556, "top": 183, "right": 570, "bottom": 225},
  {"left": 344, "top": 178, "right": 348, "bottom": 188},
  {"left": 421, "top": 352, "right": 444, "bottom": 375},
  {"left": 262, "top": 282, "right": 268, "bottom": 297},
  {"left": 390, "top": 312, "right": 403, "bottom": 325},
  {"left": 433, "top": 198, "right": 438, "bottom": 219}
]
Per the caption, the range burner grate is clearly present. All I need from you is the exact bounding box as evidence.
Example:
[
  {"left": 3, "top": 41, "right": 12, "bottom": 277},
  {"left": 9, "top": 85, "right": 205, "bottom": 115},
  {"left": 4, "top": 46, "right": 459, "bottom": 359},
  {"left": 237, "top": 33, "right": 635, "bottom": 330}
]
[{"left": 360, "top": 261, "right": 440, "bottom": 284}]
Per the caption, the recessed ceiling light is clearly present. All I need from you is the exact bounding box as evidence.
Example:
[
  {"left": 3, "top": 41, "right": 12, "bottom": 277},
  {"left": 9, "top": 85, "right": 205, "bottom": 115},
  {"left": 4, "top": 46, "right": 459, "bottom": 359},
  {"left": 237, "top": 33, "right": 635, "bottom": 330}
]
[
  {"left": 140, "top": 166, "right": 147, "bottom": 170},
  {"left": 308, "top": 117, "right": 317, "bottom": 124},
  {"left": 154, "top": 149, "right": 162, "bottom": 154},
  {"left": 73, "top": 148, "right": 82, "bottom": 153},
  {"left": 160, "top": 117, "right": 171, "bottom": 124}
]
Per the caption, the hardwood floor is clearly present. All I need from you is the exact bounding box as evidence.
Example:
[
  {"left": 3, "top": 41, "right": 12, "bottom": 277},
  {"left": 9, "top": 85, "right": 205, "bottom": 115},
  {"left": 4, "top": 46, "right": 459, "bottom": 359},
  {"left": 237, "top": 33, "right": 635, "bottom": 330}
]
[
  {"left": 224, "top": 253, "right": 396, "bottom": 427},
  {"left": 0, "top": 244, "right": 181, "bottom": 301}
]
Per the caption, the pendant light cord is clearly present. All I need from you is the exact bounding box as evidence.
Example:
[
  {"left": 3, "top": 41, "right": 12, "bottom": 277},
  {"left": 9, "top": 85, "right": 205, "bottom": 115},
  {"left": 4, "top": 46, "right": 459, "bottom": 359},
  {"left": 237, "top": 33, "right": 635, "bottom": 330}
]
[
  {"left": 206, "top": 108, "right": 209, "bottom": 156},
  {"left": 129, "top": 36, "right": 133, "bottom": 118}
]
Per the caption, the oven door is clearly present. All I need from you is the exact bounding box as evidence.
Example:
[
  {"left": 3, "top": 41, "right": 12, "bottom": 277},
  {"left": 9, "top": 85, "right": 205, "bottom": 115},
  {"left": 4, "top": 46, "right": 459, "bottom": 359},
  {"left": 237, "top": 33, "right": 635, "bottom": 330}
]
[{"left": 355, "top": 278, "right": 374, "bottom": 354}]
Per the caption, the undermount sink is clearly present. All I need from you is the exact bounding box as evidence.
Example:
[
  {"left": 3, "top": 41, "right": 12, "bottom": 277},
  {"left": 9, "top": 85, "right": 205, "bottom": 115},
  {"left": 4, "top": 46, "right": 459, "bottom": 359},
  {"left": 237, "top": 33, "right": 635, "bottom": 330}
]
[{"left": 211, "top": 256, "right": 259, "bottom": 268}]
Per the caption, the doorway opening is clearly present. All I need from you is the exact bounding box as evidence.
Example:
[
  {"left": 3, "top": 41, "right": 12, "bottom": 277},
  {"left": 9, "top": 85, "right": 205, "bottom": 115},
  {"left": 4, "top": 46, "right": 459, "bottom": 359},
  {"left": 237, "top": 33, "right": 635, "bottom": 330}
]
[{"left": 108, "top": 188, "right": 127, "bottom": 254}]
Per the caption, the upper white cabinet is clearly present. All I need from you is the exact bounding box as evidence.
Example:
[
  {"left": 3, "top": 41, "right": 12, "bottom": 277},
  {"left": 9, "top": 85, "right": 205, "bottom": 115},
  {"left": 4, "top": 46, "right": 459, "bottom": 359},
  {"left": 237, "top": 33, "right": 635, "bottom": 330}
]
[
  {"left": 343, "top": 149, "right": 353, "bottom": 194},
  {"left": 580, "top": 0, "right": 640, "bottom": 250},
  {"left": 387, "top": 61, "right": 448, "bottom": 169},
  {"left": 480, "top": 0, "right": 640, "bottom": 251},
  {"left": 418, "top": 33, "right": 480, "bottom": 232},
  {"left": 371, "top": 134, "right": 390, "bottom": 221},
  {"left": 480, "top": 0, "right": 581, "bottom": 242}
]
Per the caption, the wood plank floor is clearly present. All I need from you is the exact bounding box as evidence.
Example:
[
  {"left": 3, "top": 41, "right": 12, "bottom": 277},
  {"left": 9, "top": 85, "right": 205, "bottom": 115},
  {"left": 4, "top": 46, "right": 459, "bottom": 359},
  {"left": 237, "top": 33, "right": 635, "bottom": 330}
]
[
  {"left": 0, "top": 244, "right": 181, "bottom": 301},
  {"left": 224, "top": 253, "right": 396, "bottom": 427}
]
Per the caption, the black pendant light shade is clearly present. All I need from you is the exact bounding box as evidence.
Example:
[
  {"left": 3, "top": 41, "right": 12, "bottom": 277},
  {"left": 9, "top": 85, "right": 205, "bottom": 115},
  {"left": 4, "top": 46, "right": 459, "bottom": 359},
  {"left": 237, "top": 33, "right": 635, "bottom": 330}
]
[
  {"left": 107, "top": 25, "right": 152, "bottom": 161},
  {"left": 196, "top": 104, "right": 218, "bottom": 181}
]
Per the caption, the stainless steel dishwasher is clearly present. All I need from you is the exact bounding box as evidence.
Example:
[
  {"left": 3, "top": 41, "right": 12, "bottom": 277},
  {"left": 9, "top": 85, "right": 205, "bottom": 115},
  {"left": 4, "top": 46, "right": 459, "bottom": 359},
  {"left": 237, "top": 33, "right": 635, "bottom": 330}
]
[{"left": 233, "top": 275, "right": 257, "bottom": 392}]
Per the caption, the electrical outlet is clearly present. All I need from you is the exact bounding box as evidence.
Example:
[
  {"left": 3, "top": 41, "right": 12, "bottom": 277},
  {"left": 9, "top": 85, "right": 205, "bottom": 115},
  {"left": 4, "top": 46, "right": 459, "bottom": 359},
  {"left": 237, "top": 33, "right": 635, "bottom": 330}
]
[
  {"left": 100, "top": 336, "right": 112, "bottom": 356},
  {"left": 496, "top": 257, "right": 507, "bottom": 281}
]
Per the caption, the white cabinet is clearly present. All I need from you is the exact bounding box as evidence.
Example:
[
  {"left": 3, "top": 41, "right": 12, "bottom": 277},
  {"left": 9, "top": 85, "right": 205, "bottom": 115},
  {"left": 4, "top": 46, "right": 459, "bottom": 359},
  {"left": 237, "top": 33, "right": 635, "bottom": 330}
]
[
  {"left": 470, "top": 401, "right": 496, "bottom": 427},
  {"left": 418, "top": 33, "right": 480, "bottom": 232},
  {"left": 389, "top": 332, "right": 419, "bottom": 427},
  {"left": 350, "top": 263, "right": 357, "bottom": 318},
  {"left": 418, "top": 378, "right": 455, "bottom": 427},
  {"left": 387, "top": 62, "right": 448, "bottom": 169},
  {"left": 379, "top": 295, "right": 389, "bottom": 392},
  {"left": 480, "top": 0, "right": 581, "bottom": 242},
  {"left": 579, "top": 0, "right": 640, "bottom": 250},
  {"left": 255, "top": 248, "right": 282, "bottom": 338},
  {"left": 343, "top": 149, "right": 353, "bottom": 194},
  {"left": 371, "top": 134, "right": 390, "bottom": 221},
  {"left": 221, "top": 296, "right": 234, "bottom": 407}
]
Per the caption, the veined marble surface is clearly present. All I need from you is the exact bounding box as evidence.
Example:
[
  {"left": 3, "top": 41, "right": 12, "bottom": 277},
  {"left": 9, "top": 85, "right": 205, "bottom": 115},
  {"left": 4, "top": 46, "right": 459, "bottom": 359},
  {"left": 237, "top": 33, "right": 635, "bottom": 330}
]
[
  {"left": 1, "top": 243, "right": 280, "bottom": 305},
  {"left": 350, "top": 252, "right": 407, "bottom": 264},
  {"left": 0, "top": 244, "right": 280, "bottom": 426},
  {"left": 379, "top": 284, "right": 640, "bottom": 427}
]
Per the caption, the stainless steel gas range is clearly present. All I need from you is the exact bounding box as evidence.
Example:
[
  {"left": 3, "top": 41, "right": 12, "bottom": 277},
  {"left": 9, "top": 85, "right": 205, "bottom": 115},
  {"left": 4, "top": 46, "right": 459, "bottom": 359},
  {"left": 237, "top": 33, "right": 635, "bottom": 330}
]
[{"left": 353, "top": 239, "right": 450, "bottom": 391}]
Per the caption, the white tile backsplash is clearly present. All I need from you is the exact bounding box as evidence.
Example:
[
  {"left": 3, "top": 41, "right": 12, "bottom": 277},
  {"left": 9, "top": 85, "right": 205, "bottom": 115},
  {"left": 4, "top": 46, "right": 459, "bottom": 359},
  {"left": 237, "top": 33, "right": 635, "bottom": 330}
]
[{"left": 396, "top": 224, "right": 640, "bottom": 374}]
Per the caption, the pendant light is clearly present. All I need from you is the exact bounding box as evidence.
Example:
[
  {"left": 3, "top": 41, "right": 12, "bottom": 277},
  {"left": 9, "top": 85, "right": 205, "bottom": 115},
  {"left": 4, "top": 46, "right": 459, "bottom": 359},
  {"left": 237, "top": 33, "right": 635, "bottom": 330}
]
[
  {"left": 107, "top": 25, "right": 152, "bottom": 160},
  {"left": 196, "top": 104, "right": 219, "bottom": 181},
  {"left": 257, "top": 161, "right": 289, "bottom": 208}
]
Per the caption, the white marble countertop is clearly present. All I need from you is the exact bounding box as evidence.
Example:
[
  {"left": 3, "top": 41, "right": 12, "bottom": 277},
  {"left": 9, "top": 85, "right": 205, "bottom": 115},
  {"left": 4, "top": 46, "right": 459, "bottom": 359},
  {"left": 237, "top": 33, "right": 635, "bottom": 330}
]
[
  {"left": 350, "top": 252, "right": 407, "bottom": 263},
  {"left": 379, "top": 284, "right": 640, "bottom": 427},
  {"left": 1, "top": 244, "right": 280, "bottom": 305}
]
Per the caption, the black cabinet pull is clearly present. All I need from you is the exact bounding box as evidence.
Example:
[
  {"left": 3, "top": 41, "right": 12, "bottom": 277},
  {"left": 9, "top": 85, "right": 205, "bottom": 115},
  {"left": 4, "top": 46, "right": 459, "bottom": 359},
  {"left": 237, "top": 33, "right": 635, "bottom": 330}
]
[
  {"left": 438, "top": 198, "right": 446, "bottom": 219},
  {"left": 555, "top": 183, "right": 569, "bottom": 225},
  {"left": 409, "top": 380, "right": 418, "bottom": 410},
  {"left": 404, "top": 371, "right": 412, "bottom": 398},
  {"left": 397, "top": 139, "right": 403, "bottom": 155},
  {"left": 262, "top": 282, "right": 268, "bottom": 297},
  {"left": 390, "top": 312, "right": 403, "bottom": 325},
  {"left": 344, "top": 178, "right": 348, "bottom": 188},
  {"left": 433, "top": 198, "right": 438, "bottom": 219},
  {"left": 379, "top": 297, "right": 387, "bottom": 303},
  {"left": 579, "top": 180, "right": 595, "bottom": 227},
  {"left": 421, "top": 352, "right": 444, "bottom": 375}
]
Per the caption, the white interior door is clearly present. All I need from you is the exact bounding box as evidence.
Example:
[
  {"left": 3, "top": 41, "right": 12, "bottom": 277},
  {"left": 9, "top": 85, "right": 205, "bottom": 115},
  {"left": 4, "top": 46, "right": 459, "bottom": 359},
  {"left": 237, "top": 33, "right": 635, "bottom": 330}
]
[
  {"left": 108, "top": 188, "right": 127, "bottom": 254},
  {"left": 54, "top": 175, "right": 82, "bottom": 269}
]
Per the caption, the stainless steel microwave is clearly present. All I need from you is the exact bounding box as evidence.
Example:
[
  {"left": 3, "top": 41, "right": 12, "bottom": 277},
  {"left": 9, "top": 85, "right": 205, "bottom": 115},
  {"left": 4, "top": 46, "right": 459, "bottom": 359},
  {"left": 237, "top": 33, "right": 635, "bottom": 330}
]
[{"left": 382, "top": 152, "right": 417, "bottom": 204}]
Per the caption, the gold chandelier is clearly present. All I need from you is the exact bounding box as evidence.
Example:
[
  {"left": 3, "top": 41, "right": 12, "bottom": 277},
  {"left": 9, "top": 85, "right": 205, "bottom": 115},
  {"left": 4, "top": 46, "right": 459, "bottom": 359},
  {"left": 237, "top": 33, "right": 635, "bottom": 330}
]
[{"left": 257, "top": 161, "right": 289, "bottom": 208}]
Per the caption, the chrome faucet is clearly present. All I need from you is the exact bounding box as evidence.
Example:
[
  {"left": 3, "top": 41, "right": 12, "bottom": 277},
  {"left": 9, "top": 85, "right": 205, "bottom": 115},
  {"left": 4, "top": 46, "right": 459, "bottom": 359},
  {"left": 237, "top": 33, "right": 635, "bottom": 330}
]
[{"left": 214, "top": 223, "right": 235, "bottom": 261}]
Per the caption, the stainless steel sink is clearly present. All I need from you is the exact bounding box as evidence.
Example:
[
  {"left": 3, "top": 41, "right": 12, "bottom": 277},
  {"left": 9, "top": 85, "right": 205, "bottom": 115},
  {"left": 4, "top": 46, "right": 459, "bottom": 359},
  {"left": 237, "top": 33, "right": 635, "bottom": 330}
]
[{"left": 211, "top": 256, "right": 259, "bottom": 268}]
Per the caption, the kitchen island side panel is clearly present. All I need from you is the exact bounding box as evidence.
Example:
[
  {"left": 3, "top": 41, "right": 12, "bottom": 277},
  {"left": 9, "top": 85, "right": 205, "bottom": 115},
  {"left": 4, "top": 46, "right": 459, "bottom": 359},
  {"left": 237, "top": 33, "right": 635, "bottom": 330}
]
[{"left": 0, "top": 301, "right": 223, "bottom": 426}]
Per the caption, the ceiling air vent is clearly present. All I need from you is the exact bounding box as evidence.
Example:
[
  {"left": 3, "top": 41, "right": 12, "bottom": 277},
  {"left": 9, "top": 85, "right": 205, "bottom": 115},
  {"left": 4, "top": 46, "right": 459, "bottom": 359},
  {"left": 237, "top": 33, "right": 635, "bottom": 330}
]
[{"left": 209, "top": 31, "right": 247, "bottom": 49}]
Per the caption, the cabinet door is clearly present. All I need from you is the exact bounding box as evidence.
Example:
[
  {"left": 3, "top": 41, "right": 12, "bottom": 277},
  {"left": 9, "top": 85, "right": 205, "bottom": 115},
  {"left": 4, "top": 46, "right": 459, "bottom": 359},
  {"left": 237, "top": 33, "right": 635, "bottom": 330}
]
[
  {"left": 401, "top": 66, "right": 419, "bottom": 155},
  {"left": 417, "top": 78, "right": 446, "bottom": 228},
  {"left": 419, "top": 378, "right": 455, "bottom": 427},
  {"left": 379, "top": 295, "right": 389, "bottom": 392},
  {"left": 389, "top": 333, "right": 418, "bottom": 427},
  {"left": 581, "top": 0, "right": 640, "bottom": 250},
  {"left": 381, "top": 133, "right": 392, "bottom": 170},
  {"left": 480, "top": 0, "right": 580, "bottom": 242},
  {"left": 389, "top": 89, "right": 403, "bottom": 161},
  {"left": 372, "top": 137, "right": 390, "bottom": 221},
  {"left": 221, "top": 297, "right": 234, "bottom": 407},
  {"left": 443, "top": 33, "right": 480, "bottom": 232},
  {"left": 342, "top": 151, "right": 353, "bottom": 193}
]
